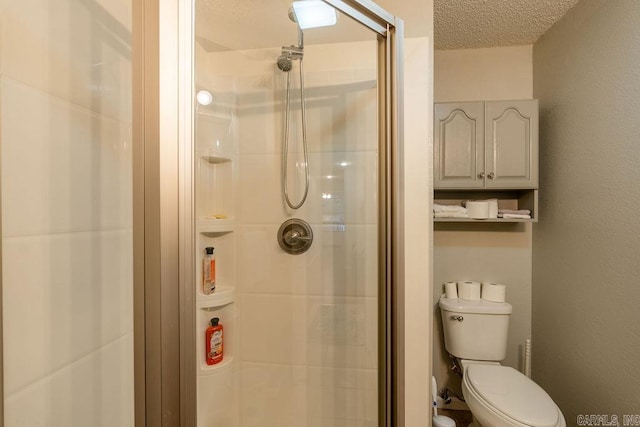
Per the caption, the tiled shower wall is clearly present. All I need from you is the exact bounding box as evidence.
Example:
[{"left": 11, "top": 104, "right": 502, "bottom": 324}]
[
  {"left": 199, "top": 40, "right": 380, "bottom": 426},
  {"left": 0, "top": 0, "right": 133, "bottom": 425}
]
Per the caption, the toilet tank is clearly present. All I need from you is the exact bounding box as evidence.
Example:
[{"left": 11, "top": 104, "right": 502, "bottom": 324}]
[{"left": 439, "top": 295, "right": 512, "bottom": 361}]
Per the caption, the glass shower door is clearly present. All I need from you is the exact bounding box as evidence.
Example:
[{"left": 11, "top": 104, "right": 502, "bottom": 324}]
[
  {"left": 194, "top": 1, "right": 382, "bottom": 425},
  {"left": 0, "top": 0, "right": 134, "bottom": 425}
]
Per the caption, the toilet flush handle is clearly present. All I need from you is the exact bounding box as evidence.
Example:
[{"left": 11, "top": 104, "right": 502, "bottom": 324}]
[{"left": 449, "top": 315, "right": 464, "bottom": 322}]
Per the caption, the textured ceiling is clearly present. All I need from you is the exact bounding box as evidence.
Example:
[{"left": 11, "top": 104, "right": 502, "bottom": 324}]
[
  {"left": 435, "top": 0, "right": 580, "bottom": 50},
  {"left": 195, "top": 0, "right": 580, "bottom": 52}
]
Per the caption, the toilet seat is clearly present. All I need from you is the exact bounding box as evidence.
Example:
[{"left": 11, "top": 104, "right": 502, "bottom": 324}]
[{"left": 463, "top": 364, "right": 564, "bottom": 427}]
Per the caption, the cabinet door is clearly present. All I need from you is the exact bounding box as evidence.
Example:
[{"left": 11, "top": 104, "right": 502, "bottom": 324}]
[
  {"left": 484, "top": 100, "right": 538, "bottom": 189},
  {"left": 434, "top": 102, "right": 485, "bottom": 189}
]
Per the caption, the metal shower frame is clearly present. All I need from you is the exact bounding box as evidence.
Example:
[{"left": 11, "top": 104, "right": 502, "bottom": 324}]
[{"left": 132, "top": 0, "right": 406, "bottom": 425}]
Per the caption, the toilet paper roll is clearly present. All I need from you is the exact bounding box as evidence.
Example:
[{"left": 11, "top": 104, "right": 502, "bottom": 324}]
[
  {"left": 482, "top": 282, "right": 507, "bottom": 303},
  {"left": 444, "top": 281, "right": 458, "bottom": 299},
  {"left": 466, "top": 201, "right": 489, "bottom": 219},
  {"left": 486, "top": 199, "right": 499, "bottom": 219},
  {"left": 457, "top": 281, "right": 481, "bottom": 300}
]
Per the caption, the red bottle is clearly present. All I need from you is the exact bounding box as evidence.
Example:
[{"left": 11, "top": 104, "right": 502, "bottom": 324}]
[{"left": 205, "top": 317, "right": 223, "bottom": 365}]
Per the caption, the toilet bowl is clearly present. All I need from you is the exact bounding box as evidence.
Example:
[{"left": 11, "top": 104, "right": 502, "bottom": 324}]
[
  {"left": 461, "top": 361, "right": 565, "bottom": 427},
  {"left": 438, "top": 295, "right": 566, "bottom": 427}
]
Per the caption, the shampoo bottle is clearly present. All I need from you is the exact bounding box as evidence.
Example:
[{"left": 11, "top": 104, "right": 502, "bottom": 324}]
[
  {"left": 203, "top": 247, "right": 216, "bottom": 295},
  {"left": 205, "top": 317, "right": 223, "bottom": 365}
]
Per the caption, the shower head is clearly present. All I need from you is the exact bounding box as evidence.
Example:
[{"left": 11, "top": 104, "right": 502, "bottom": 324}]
[
  {"left": 277, "top": 45, "right": 303, "bottom": 71},
  {"left": 277, "top": 54, "right": 293, "bottom": 72}
]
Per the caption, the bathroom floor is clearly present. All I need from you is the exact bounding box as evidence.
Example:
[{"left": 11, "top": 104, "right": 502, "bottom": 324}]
[{"left": 439, "top": 409, "right": 473, "bottom": 427}]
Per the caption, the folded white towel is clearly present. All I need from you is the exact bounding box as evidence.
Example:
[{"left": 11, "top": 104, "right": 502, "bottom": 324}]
[
  {"left": 498, "top": 209, "right": 531, "bottom": 215},
  {"left": 434, "top": 212, "right": 469, "bottom": 218},
  {"left": 500, "top": 213, "right": 531, "bottom": 219},
  {"left": 434, "top": 203, "right": 467, "bottom": 214}
]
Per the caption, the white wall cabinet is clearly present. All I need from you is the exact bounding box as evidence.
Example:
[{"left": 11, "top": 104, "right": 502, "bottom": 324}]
[{"left": 434, "top": 100, "right": 538, "bottom": 190}]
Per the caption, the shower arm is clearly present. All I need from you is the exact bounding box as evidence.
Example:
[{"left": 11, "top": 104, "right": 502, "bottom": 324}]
[{"left": 297, "top": 27, "right": 304, "bottom": 50}]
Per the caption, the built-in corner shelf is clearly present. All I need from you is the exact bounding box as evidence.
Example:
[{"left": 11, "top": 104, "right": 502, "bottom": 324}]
[
  {"left": 199, "top": 154, "right": 232, "bottom": 165},
  {"left": 197, "top": 217, "right": 236, "bottom": 234},
  {"left": 199, "top": 356, "right": 234, "bottom": 375},
  {"left": 197, "top": 284, "right": 235, "bottom": 309},
  {"left": 197, "top": 292, "right": 235, "bottom": 376}
]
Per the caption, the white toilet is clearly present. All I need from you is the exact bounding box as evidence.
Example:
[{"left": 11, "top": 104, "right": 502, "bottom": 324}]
[{"left": 439, "top": 295, "right": 566, "bottom": 427}]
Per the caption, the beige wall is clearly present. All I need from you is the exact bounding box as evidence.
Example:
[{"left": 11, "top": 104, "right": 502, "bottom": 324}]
[
  {"left": 433, "top": 46, "right": 533, "bottom": 399},
  {"left": 435, "top": 46, "right": 532, "bottom": 102},
  {"left": 532, "top": 0, "right": 640, "bottom": 420},
  {"left": 403, "top": 36, "right": 433, "bottom": 426}
]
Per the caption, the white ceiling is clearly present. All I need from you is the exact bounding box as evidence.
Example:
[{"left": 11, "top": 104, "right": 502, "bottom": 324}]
[
  {"left": 435, "top": 0, "right": 580, "bottom": 50},
  {"left": 195, "top": 0, "right": 580, "bottom": 51}
]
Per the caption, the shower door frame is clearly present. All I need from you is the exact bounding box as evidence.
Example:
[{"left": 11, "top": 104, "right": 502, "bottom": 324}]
[{"left": 133, "top": 0, "right": 406, "bottom": 426}]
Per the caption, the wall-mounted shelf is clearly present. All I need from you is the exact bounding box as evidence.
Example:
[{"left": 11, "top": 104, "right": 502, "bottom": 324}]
[
  {"left": 434, "top": 189, "right": 538, "bottom": 223},
  {"left": 434, "top": 217, "right": 533, "bottom": 223}
]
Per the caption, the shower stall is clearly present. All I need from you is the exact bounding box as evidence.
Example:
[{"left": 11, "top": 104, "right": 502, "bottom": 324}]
[
  {"left": 187, "top": 1, "right": 404, "bottom": 425},
  {"left": 0, "top": 0, "right": 432, "bottom": 425}
]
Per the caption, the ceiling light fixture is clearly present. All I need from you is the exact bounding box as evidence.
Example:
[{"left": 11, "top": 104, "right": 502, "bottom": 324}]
[{"left": 291, "top": 0, "right": 338, "bottom": 30}]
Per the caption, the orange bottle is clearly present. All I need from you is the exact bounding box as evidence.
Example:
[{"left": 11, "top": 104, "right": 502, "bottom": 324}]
[
  {"left": 203, "top": 247, "right": 216, "bottom": 295},
  {"left": 205, "top": 317, "right": 223, "bottom": 365}
]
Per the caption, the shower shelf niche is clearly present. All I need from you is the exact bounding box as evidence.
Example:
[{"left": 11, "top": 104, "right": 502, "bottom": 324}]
[
  {"left": 197, "top": 300, "right": 235, "bottom": 374},
  {"left": 196, "top": 153, "right": 236, "bottom": 229}
]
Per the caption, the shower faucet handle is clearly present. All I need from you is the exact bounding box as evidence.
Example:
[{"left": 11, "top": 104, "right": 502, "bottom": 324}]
[
  {"left": 285, "top": 230, "right": 311, "bottom": 244},
  {"left": 277, "top": 218, "right": 313, "bottom": 255}
]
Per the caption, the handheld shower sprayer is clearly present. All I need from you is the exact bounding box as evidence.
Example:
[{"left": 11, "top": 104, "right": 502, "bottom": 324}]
[
  {"left": 278, "top": 6, "right": 309, "bottom": 210},
  {"left": 277, "top": 55, "right": 293, "bottom": 72},
  {"left": 276, "top": 1, "right": 337, "bottom": 210}
]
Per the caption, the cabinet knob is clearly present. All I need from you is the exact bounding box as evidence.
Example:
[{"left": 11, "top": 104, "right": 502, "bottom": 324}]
[
  {"left": 488, "top": 172, "right": 495, "bottom": 179},
  {"left": 477, "top": 172, "right": 485, "bottom": 179}
]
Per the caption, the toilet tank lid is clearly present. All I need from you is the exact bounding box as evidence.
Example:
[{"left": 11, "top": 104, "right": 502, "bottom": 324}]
[{"left": 439, "top": 295, "right": 512, "bottom": 314}]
